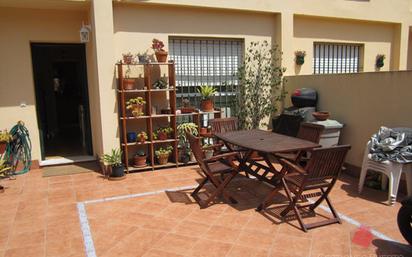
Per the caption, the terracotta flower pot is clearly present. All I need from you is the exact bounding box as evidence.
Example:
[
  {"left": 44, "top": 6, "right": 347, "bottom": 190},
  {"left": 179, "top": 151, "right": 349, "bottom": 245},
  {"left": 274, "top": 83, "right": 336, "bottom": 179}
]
[
  {"left": 0, "top": 142, "right": 6, "bottom": 154},
  {"left": 200, "top": 127, "right": 207, "bottom": 135},
  {"left": 133, "top": 155, "right": 147, "bottom": 167},
  {"left": 123, "top": 79, "right": 135, "bottom": 90},
  {"left": 157, "top": 153, "right": 169, "bottom": 165},
  {"left": 200, "top": 99, "right": 214, "bottom": 112},
  {"left": 155, "top": 51, "right": 168, "bottom": 63},
  {"left": 312, "top": 111, "right": 330, "bottom": 121},
  {"left": 157, "top": 132, "right": 168, "bottom": 141},
  {"left": 131, "top": 104, "right": 144, "bottom": 117}
]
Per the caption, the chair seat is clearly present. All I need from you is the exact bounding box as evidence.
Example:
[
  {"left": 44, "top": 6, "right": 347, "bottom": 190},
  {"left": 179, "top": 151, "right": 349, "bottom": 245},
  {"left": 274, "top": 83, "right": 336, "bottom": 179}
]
[
  {"left": 275, "top": 152, "right": 298, "bottom": 162},
  {"left": 208, "top": 161, "right": 233, "bottom": 174},
  {"left": 285, "top": 174, "right": 330, "bottom": 189}
]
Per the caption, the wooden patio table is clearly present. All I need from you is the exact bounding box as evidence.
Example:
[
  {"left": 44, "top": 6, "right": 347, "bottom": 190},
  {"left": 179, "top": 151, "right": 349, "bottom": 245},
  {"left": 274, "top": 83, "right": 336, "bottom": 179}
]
[{"left": 214, "top": 129, "right": 320, "bottom": 186}]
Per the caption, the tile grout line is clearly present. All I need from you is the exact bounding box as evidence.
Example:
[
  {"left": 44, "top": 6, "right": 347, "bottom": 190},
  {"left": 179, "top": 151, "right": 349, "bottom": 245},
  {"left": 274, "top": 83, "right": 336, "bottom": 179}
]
[{"left": 76, "top": 182, "right": 408, "bottom": 257}]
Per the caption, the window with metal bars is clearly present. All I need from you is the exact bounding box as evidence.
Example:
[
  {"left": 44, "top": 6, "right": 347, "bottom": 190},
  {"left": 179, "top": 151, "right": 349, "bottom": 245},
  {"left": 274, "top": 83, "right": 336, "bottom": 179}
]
[
  {"left": 169, "top": 37, "right": 243, "bottom": 117},
  {"left": 313, "top": 43, "right": 363, "bottom": 74}
]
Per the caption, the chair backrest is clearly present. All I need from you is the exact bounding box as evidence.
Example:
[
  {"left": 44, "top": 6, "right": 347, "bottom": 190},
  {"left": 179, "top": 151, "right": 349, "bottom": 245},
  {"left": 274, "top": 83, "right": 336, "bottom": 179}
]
[
  {"left": 297, "top": 123, "right": 325, "bottom": 144},
  {"left": 186, "top": 132, "right": 208, "bottom": 171},
  {"left": 272, "top": 114, "right": 304, "bottom": 137},
  {"left": 305, "top": 145, "right": 351, "bottom": 181},
  {"left": 209, "top": 117, "right": 239, "bottom": 134}
]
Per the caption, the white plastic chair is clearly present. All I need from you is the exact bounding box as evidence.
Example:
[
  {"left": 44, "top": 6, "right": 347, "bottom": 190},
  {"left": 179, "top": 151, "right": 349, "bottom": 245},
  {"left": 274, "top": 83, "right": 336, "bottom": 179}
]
[{"left": 358, "top": 141, "right": 412, "bottom": 205}]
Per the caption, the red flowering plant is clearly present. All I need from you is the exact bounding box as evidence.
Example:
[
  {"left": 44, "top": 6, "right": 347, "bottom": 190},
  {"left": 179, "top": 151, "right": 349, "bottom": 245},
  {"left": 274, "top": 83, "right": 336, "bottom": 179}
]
[{"left": 152, "top": 38, "right": 166, "bottom": 53}]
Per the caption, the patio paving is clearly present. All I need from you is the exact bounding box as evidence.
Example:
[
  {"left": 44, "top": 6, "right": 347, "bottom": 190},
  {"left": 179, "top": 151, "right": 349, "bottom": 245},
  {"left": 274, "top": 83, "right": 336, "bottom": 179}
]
[{"left": 0, "top": 165, "right": 411, "bottom": 257}]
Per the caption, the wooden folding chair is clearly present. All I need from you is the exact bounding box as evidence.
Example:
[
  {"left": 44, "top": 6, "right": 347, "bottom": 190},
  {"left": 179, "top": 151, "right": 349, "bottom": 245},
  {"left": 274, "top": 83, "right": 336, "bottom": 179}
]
[
  {"left": 258, "top": 145, "right": 351, "bottom": 232},
  {"left": 275, "top": 123, "right": 324, "bottom": 163},
  {"left": 186, "top": 132, "right": 240, "bottom": 208},
  {"left": 209, "top": 118, "right": 240, "bottom": 152}
]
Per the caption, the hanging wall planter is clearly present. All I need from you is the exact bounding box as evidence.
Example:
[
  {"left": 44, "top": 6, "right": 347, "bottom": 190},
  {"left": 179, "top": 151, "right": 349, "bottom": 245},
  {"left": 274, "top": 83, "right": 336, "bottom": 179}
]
[
  {"left": 376, "top": 54, "right": 385, "bottom": 68},
  {"left": 295, "top": 50, "right": 306, "bottom": 65}
]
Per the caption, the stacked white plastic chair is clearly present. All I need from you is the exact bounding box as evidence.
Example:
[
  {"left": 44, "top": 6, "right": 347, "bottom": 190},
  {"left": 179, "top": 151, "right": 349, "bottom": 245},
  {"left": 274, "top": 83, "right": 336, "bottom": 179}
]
[{"left": 358, "top": 141, "right": 412, "bottom": 205}]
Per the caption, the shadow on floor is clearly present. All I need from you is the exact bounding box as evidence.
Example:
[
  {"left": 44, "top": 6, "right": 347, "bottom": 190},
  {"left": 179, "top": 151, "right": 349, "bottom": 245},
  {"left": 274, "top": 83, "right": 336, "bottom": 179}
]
[{"left": 373, "top": 238, "right": 412, "bottom": 256}]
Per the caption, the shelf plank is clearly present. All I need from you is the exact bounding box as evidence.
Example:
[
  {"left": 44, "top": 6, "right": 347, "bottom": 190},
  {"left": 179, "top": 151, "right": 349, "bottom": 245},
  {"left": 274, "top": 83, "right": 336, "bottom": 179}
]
[
  {"left": 127, "top": 165, "right": 153, "bottom": 172},
  {"left": 121, "top": 141, "right": 152, "bottom": 146},
  {"left": 151, "top": 88, "right": 176, "bottom": 92},
  {"left": 117, "top": 89, "right": 148, "bottom": 93},
  {"left": 120, "top": 116, "right": 150, "bottom": 120},
  {"left": 117, "top": 62, "right": 175, "bottom": 66},
  {"left": 151, "top": 114, "right": 175, "bottom": 118},
  {"left": 153, "top": 139, "right": 177, "bottom": 144},
  {"left": 153, "top": 162, "right": 178, "bottom": 169},
  {"left": 176, "top": 110, "right": 221, "bottom": 116}
]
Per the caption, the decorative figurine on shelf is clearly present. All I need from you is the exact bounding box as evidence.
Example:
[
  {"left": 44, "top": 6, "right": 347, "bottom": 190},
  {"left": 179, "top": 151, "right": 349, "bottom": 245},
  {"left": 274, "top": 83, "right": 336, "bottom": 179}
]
[
  {"left": 137, "top": 131, "right": 148, "bottom": 143},
  {"left": 126, "top": 97, "right": 146, "bottom": 117},
  {"left": 198, "top": 85, "right": 217, "bottom": 112},
  {"left": 152, "top": 38, "right": 168, "bottom": 63}
]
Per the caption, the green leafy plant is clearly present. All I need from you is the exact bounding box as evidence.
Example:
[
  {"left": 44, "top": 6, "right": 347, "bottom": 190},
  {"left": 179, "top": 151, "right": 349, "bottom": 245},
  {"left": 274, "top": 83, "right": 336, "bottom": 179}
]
[
  {"left": 155, "top": 146, "right": 173, "bottom": 156},
  {"left": 0, "top": 130, "right": 12, "bottom": 143},
  {"left": 126, "top": 97, "right": 146, "bottom": 109},
  {"left": 0, "top": 159, "right": 11, "bottom": 178},
  {"left": 101, "top": 148, "right": 122, "bottom": 167},
  {"left": 197, "top": 85, "right": 217, "bottom": 100},
  {"left": 152, "top": 78, "right": 168, "bottom": 89},
  {"left": 177, "top": 122, "right": 198, "bottom": 144},
  {"left": 237, "top": 41, "right": 286, "bottom": 129}
]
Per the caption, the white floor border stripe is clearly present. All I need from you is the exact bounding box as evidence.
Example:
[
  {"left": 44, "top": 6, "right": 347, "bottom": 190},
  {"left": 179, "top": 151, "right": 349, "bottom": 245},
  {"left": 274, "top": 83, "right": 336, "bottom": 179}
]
[{"left": 77, "top": 183, "right": 410, "bottom": 257}]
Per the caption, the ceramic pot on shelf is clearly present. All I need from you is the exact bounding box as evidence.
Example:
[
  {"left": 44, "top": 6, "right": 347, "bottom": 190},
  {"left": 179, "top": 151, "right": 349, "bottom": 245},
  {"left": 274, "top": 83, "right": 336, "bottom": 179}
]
[
  {"left": 155, "top": 51, "right": 168, "bottom": 62},
  {"left": 200, "top": 99, "right": 214, "bottom": 112},
  {"left": 157, "top": 153, "right": 169, "bottom": 165}
]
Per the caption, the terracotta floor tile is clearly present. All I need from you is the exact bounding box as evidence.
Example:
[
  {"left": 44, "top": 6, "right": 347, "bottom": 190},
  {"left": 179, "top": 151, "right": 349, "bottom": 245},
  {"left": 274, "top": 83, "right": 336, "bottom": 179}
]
[
  {"left": 204, "top": 225, "right": 242, "bottom": 244},
  {"left": 4, "top": 245, "right": 44, "bottom": 257},
  {"left": 172, "top": 221, "right": 211, "bottom": 238},
  {"left": 143, "top": 248, "right": 184, "bottom": 257},
  {"left": 7, "top": 229, "right": 45, "bottom": 249},
  {"left": 235, "top": 230, "right": 275, "bottom": 250},
  {"left": 142, "top": 217, "right": 179, "bottom": 232},
  {"left": 186, "top": 238, "right": 232, "bottom": 257},
  {"left": 11, "top": 216, "right": 46, "bottom": 234},
  {"left": 226, "top": 245, "right": 269, "bottom": 257},
  {"left": 213, "top": 213, "right": 251, "bottom": 230},
  {"left": 271, "top": 234, "right": 312, "bottom": 257},
  {"left": 151, "top": 233, "right": 198, "bottom": 255}
]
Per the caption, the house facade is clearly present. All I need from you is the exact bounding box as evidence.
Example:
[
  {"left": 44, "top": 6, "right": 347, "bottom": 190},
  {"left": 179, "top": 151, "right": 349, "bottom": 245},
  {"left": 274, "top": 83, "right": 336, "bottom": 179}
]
[{"left": 0, "top": 0, "right": 411, "bottom": 168}]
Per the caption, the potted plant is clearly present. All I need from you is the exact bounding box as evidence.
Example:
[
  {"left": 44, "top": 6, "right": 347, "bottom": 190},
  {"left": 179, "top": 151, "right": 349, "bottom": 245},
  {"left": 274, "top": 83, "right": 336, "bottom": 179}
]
[
  {"left": 101, "top": 148, "right": 124, "bottom": 178},
  {"left": 203, "top": 144, "right": 214, "bottom": 159},
  {"left": 122, "top": 52, "right": 136, "bottom": 90},
  {"left": 181, "top": 98, "right": 195, "bottom": 113},
  {"left": 155, "top": 146, "right": 173, "bottom": 165},
  {"left": 177, "top": 122, "right": 198, "bottom": 163},
  {"left": 197, "top": 85, "right": 217, "bottom": 112},
  {"left": 137, "top": 131, "right": 148, "bottom": 143},
  {"left": 376, "top": 54, "right": 385, "bottom": 68},
  {"left": 133, "top": 150, "right": 147, "bottom": 167},
  {"left": 199, "top": 127, "right": 207, "bottom": 135},
  {"left": 152, "top": 78, "right": 168, "bottom": 89},
  {"left": 155, "top": 127, "right": 173, "bottom": 140},
  {"left": 127, "top": 132, "right": 137, "bottom": 143},
  {"left": 137, "top": 51, "right": 148, "bottom": 63},
  {"left": 126, "top": 97, "right": 146, "bottom": 117},
  {"left": 295, "top": 50, "right": 306, "bottom": 65},
  {"left": 152, "top": 38, "right": 168, "bottom": 63},
  {"left": 0, "top": 130, "right": 12, "bottom": 154}
]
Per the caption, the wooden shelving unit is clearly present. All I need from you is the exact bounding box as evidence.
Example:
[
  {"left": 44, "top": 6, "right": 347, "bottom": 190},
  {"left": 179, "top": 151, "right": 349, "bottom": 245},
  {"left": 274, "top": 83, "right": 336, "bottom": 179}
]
[{"left": 117, "top": 62, "right": 221, "bottom": 173}]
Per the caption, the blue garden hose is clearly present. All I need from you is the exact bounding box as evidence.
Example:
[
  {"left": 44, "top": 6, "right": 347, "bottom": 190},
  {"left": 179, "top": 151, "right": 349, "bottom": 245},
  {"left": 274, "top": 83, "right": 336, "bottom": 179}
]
[{"left": 5, "top": 121, "right": 32, "bottom": 175}]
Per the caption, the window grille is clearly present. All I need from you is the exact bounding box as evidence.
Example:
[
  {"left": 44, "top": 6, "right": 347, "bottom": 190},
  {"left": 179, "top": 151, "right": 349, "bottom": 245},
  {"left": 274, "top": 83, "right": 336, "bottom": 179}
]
[
  {"left": 313, "top": 43, "right": 362, "bottom": 74},
  {"left": 169, "top": 37, "right": 243, "bottom": 117}
]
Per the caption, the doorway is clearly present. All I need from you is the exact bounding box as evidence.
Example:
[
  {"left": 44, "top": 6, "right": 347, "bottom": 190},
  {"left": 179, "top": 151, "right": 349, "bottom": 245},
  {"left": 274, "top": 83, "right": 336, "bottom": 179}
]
[{"left": 31, "top": 43, "right": 93, "bottom": 160}]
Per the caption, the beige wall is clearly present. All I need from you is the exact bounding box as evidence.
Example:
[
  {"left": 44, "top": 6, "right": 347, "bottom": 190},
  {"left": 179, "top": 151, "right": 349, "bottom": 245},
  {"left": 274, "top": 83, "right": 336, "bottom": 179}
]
[
  {"left": 0, "top": 7, "right": 88, "bottom": 161},
  {"left": 285, "top": 71, "right": 412, "bottom": 168},
  {"left": 113, "top": 4, "right": 277, "bottom": 60},
  {"left": 291, "top": 15, "right": 397, "bottom": 75}
]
